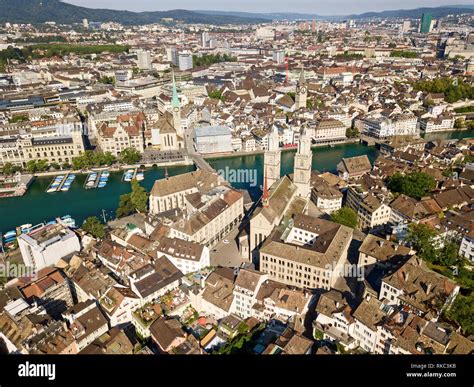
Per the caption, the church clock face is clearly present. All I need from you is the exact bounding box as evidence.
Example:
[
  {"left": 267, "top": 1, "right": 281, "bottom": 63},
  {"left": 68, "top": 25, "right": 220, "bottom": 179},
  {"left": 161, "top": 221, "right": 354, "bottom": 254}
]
[
  {"left": 174, "top": 107, "right": 180, "bottom": 113},
  {"left": 299, "top": 86, "right": 307, "bottom": 94}
]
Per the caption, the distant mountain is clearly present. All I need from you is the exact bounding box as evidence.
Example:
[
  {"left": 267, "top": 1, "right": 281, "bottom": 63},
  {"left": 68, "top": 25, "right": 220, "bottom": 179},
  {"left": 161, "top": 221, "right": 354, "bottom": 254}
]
[
  {"left": 0, "top": 0, "right": 268, "bottom": 25},
  {"left": 197, "top": 6, "right": 474, "bottom": 21},
  {"left": 1, "top": 1, "right": 473, "bottom": 25},
  {"left": 346, "top": 6, "right": 474, "bottom": 20},
  {"left": 194, "top": 10, "right": 328, "bottom": 21}
]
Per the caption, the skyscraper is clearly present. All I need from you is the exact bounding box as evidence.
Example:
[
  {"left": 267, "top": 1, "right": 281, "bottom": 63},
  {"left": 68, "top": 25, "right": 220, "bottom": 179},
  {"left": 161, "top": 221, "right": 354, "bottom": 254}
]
[
  {"left": 137, "top": 50, "right": 152, "bottom": 70},
  {"left": 420, "top": 13, "right": 432, "bottom": 33}
]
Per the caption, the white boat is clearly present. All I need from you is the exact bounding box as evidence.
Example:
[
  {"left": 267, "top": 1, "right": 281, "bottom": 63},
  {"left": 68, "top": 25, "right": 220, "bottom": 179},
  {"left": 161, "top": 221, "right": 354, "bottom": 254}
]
[
  {"left": 98, "top": 182, "right": 107, "bottom": 188},
  {"left": 101, "top": 172, "right": 110, "bottom": 177},
  {"left": 3, "top": 230, "right": 16, "bottom": 239},
  {"left": 135, "top": 172, "right": 144, "bottom": 181}
]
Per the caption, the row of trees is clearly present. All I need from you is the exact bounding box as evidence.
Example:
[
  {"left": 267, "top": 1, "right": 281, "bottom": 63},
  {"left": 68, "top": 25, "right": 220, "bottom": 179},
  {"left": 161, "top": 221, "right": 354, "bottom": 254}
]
[
  {"left": 192, "top": 53, "right": 236, "bottom": 67},
  {"left": 411, "top": 77, "right": 474, "bottom": 103},
  {"left": 0, "top": 44, "right": 129, "bottom": 71},
  {"left": 71, "top": 148, "right": 141, "bottom": 170},
  {"left": 390, "top": 50, "right": 417, "bottom": 58}
]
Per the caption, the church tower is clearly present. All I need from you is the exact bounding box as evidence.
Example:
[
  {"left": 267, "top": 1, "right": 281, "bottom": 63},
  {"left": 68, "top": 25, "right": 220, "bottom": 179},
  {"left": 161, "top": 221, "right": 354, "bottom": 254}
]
[
  {"left": 293, "top": 127, "right": 312, "bottom": 198},
  {"left": 295, "top": 68, "right": 307, "bottom": 110},
  {"left": 171, "top": 72, "right": 182, "bottom": 137},
  {"left": 263, "top": 125, "right": 281, "bottom": 189}
]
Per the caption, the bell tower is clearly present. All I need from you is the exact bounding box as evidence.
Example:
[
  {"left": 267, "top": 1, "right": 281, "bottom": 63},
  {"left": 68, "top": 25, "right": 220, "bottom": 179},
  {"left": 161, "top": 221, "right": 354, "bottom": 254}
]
[
  {"left": 171, "top": 71, "right": 182, "bottom": 137},
  {"left": 293, "top": 127, "right": 312, "bottom": 198},
  {"left": 263, "top": 125, "right": 281, "bottom": 189},
  {"left": 295, "top": 68, "right": 307, "bottom": 110}
]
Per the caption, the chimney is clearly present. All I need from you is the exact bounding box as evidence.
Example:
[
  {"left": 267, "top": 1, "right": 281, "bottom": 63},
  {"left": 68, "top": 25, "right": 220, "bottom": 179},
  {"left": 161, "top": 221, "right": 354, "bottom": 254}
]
[
  {"left": 403, "top": 271, "right": 409, "bottom": 282},
  {"left": 426, "top": 283, "right": 432, "bottom": 295}
]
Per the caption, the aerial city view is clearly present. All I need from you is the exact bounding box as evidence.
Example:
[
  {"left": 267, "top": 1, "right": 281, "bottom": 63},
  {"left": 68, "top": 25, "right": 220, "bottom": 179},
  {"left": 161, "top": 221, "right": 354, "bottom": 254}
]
[{"left": 0, "top": 0, "right": 473, "bottom": 370}]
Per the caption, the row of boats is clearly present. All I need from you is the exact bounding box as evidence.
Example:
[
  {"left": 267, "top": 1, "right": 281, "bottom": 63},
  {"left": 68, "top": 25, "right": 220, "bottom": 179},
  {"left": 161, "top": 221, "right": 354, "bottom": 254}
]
[
  {"left": 46, "top": 173, "right": 76, "bottom": 193},
  {"left": 45, "top": 169, "right": 145, "bottom": 193},
  {"left": 85, "top": 171, "right": 110, "bottom": 189},
  {"left": 122, "top": 168, "right": 144, "bottom": 182},
  {"left": 1, "top": 215, "right": 76, "bottom": 250}
]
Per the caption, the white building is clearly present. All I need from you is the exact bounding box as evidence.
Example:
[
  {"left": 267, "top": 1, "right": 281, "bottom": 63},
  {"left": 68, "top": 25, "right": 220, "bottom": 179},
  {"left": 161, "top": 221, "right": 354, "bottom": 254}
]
[
  {"left": 155, "top": 237, "right": 210, "bottom": 274},
  {"left": 137, "top": 50, "right": 152, "bottom": 70},
  {"left": 459, "top": 231, "right": 474, "bottom": 263},
  {"left": 194, "top": 125, "right": 233, "bottom": 154},
  {"left": 178, "top": 52, "right": 193, "bottom": 71},
  {"left": 18, "top": 224, "right": 81, "bottom": 271}
]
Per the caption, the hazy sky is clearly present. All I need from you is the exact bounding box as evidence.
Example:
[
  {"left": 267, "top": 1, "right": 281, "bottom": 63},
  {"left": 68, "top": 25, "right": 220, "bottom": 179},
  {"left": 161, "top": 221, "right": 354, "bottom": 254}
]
[{"left": 65, "top": 0, "right": 474, "bottom": 15}]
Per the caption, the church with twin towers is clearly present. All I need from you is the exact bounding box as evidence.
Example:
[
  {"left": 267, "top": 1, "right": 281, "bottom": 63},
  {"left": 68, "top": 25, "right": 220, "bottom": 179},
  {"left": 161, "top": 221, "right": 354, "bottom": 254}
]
[{"left": 248, "top": 69, "right": 313, "bottom": 260}]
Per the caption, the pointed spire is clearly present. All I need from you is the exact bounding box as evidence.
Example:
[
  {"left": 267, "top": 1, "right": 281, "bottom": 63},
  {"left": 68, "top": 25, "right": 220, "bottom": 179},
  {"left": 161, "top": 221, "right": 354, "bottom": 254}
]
[
  {"left": 171, "top": 70, "right": 180, "bottom": 109},
  {"left": 298, "top": 66, "right": 306, "bottom": 85},
  {"left": 262, "top": 167, "right": 270, "bottom": 207}
]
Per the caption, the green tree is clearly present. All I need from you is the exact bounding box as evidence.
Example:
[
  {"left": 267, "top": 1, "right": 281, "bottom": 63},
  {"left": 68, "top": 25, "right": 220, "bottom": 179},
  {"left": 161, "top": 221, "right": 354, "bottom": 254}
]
[
  {"left": 1, "top": 162, "right": 14, "bottom": 175},
  {"left": 208, "top": 89, "right": 224, "bottom": 101},
  {"left": 116, "top": 179, "right": 148, "bottom": 217},
  {"left": 120, "top": 148, "right": 141, "bottom": 165},
  {"left": 454, "top": 118, "right": 465, "bottom": 129},
  {"left": 437, "top": 241, "right": 461, "bottom": 266},
  {"left": 346, "top": 127, "right": 359, "bottom": 138},
  {"left": 82, "top": 216, "right": 105, "bottom": 238},
  {"left": 116, "top": 193, "right": 134, "bottom": 218},
  {"left": 387, "top": 172, "right": 436, "bottom": 199},
  {"left": 445, "top": 293, "right": 474, "bottom": 336},
  {"left": 405, "top": 223, "right": 438, "bottom": 263},
  {"left": 330, "top": 207, "right": 358, "bottom": 228}
]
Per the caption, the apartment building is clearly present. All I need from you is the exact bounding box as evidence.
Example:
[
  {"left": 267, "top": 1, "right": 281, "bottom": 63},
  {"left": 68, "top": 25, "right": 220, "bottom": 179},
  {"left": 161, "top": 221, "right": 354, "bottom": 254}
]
[{"left": 18, "top": 224, "right": 81, "bottom": 271}]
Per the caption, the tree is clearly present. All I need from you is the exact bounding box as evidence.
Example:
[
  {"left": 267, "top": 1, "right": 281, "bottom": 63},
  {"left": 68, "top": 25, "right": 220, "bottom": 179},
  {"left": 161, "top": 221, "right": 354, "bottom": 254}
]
[
  {"left": 454, "top": 118, "right": 465, "bottom": 129},
  {"left": 120, "top": 148, "right": 141, "bottom": 165},
  {"left": 405, "top": 223, "right": 438, "bottom": 263},
  {"left": 387, "top": 172, "right": 436, "bottom": 200},
  {"left": 130, "top": 179, "right": 147, "bottom": 212},
  {"left": 116, "top": 193, "right": 134, "bottom": 218},
  {"left": 445, "top": 293, "right": 474, "bottom": 336},
  {"left": 82, "top": 216, "right": 105, "bottom": 238},
  {"left": 116, "top": 179, "right": 147, "bottom": 217},
  {"left": 437, "top": 241, "right": 461, "bottom": 267},
  {"left": 330, "top": 207, "right": 358, "bottom": 228},
  {"left": 346, "top": 127, "right": 359, "bottom": 138},
  {"left": 208, "top": 89, "right": 224, "bottom": 101},
  {"left": 2, "top": 162, "right": 13, "bottom": 175}
]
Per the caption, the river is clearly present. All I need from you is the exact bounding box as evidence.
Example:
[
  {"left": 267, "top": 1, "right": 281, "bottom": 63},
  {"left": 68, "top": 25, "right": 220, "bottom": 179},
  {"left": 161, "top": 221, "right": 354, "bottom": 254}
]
[{"left": 0, "top": 130, "right": 472, "bottom": 234}]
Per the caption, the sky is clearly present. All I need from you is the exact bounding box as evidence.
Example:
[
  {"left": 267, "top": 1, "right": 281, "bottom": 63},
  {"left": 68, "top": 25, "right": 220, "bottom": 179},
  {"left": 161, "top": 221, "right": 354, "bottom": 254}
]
[{"left": 64, "top": 0, "right": 474, "bottom": 15}]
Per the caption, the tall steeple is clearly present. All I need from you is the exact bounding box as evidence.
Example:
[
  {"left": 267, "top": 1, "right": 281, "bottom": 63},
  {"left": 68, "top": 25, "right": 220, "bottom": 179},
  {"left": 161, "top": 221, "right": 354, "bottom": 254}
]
[
  {"left": 263, "top": 125, "right": 281, "bottom": 189},
  {"left": 171, "top": 71, "right": 182, "bottom": 136},
  {"left": 262, "top": 167, "right": 270, "bottom": 208},
  {"left": 293, "top": 127, "right": 312, "bottom": 198},
  {"left": 295, "top": 67, "right": 307, "bottom": 110}
]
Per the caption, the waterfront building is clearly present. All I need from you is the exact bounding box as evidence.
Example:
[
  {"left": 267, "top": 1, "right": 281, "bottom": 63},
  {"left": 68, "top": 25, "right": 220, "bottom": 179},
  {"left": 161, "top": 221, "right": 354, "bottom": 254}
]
[
  {"left": 0, "top": 118, "right": 85, "bottom": 167},
  {"left": 96, "top": 112, "right": 146, "bottom": 156},
  {"left": 194, "top": 125, "right": 232, "bottom": 154},
  {"left": 18, "top": 224, "right": 81, "bottom": 271},
  {"left": 337, "top": 155, "right": 372, "bottom": 181},
  {"left": 313, "top": 119, "right": 347, "bottom": 143}
]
